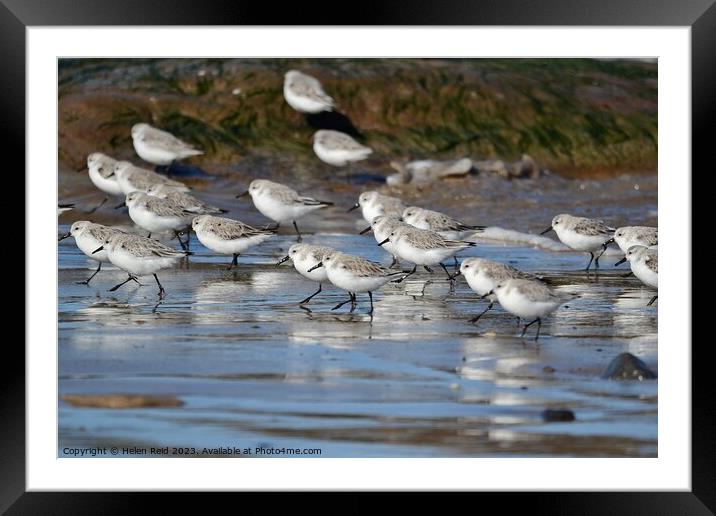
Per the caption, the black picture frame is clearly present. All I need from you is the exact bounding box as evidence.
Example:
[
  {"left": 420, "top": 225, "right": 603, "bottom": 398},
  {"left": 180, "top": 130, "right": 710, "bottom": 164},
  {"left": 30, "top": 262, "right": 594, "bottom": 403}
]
[{"left": 9, "top": 0, "right": 705, "bottom": 511}]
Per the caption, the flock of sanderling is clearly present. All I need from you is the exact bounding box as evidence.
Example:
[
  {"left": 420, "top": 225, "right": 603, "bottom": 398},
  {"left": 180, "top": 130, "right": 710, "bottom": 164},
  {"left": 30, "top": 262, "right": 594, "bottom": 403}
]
[{"left": 59, "top": 69, "right": 658, "bottom": 340}]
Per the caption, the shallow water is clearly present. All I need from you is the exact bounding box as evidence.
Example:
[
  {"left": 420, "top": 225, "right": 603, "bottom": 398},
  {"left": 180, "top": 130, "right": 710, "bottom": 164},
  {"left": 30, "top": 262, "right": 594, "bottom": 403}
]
[{"left": 59, "top": 202, "right": 657, "bottom": 457}]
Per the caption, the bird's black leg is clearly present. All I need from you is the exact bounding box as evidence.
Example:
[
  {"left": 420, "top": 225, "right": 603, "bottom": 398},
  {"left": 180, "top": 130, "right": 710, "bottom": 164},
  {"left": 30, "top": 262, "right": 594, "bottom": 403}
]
[
  {"left": 299, "top": 284, "right": 322, "bottom": 305},
  {"left": 423, "top": 265, "right": 434, "bottom": 273},
  {"left": 174, "top": 230, "right": 188, "bottom": 251},
  {"left": 440, "top": 263, "right": 456, "bottom": 281},
  {"left": 403, "top": 265, "right": 417, "bottom": 277},
  {"left": 108, "top": 274, "right": 140, "bottom": 292},
  {"left": 534, "top": 318, "right": 542, "bottom": 341},
  {"left": 293, "top": 221, "right": 302, "bottom": 242},
  {"left": 154, "top": 274, "right": 166, "bottom": 298},
  {"left": 453, "top": 256, "right": 459, "bottom": 273},
  {"left": 469, "top": 302, "right": 493, "bottom": 324},
  {"left": 227, "top": 253, "right": 239, "bottom": 270},
  {"left": 520, "top": 318, "right": 540, "bottom": 339},
  {"left": 594, "top": 247, "right": 607, "bottom": 269},
  {"left": 349, "top": 292, "right": 357, "bottom": 313},
  {"left": 389, "top": 256, "right": 398, "bottom": 268},
  {"left": 647, "top": 295, "right": 658, "bottom": 306},
  {"left": 77, "top": 261, "right": 102, "bottom": 285},
  {"left": 584, "top": 252, "right": 595, "bottom": 271},
  {"left": 332, "top": 295, "right": 355, "bottom": 311},
  {"left": 367, "top": 291, "right": 374, "bottom": 315}
]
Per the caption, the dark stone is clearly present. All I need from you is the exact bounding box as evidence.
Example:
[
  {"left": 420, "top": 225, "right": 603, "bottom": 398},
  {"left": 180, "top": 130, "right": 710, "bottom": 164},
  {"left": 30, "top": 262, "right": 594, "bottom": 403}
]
[
  {"left": 601, "top": 352, "right": 657, "bottom": 380},
  {"left": 542, "top": 409, "right": 575, "bottom": 422}
]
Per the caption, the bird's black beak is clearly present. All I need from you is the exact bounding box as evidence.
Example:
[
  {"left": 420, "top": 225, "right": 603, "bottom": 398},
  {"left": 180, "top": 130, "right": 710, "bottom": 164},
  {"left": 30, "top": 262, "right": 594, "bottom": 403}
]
[
  {"left": 91, "top": 246, "right": 104, "bottom": 255},
  {"left": 377, "top": 238, "right": 390, "bottom": 246},
  {"left": 276, "top": 255, "right": 290, "bottom": 266},
  {"left": 58, "top": 232, "right": 71, "bottom": 242},
  {"left": 114, "top": 201, "right": 126, "bottom": 209},
  {"left": 347, "top": 203, "right": 360, "bottom": 212},
  {"left": 603, "top": 237, "right": 615, "bottom": 246},
  {"left": 452, "top": 270, "right": 461, "bottom": 277},
  {"left": 359, "top": 226, "right": 372, "bottom": 235},
  {"left": 540, "top": 226, "right": 553, "bottom": 235},
  {"left": 236, "top": 191, "right": 249, "bottom": 198},
  {"left": 307, "top": 262, "right": 323, "bottom": 272},
  {"left": 480, "top": 290, "right": 494, "bottom": 299},
  {"left": 614, "top": 257, "right": 627, "bottom": 266}
]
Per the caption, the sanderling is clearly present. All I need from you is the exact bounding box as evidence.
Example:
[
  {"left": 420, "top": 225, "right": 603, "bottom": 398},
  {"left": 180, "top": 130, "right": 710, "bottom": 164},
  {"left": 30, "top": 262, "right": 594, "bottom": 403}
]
[
  {"left": 86, "top": 153, "right": 123, "bottom": 196},
  {"left": 147, "top": 183, "right": 227, "bottom": 215},
  {"left": 379, "top": 225, "right": 476, "bottom": 280},
  {"left": 454, "top": 258, "right": 538, "bottom": 324},
  {"left": 59, "top": 221, "right": 122, "bottom": 284},
  {"left": 131, "top": 123, "right": 203, "bottom": 166},
  {"left": 58, "top": 203, "right": 75, "bottom": 216},
  {"left": 615, "top": 245, "right": 658, "bottom": 306},
  {"left": 92, "top": 232, "right": 189, "bottom": 298},
  {"left": 359, "top": 215, "right": 408, "bottom": 268},
  {"left": 283, "top": 70, "right": 335, "bottom": 114},
  {"left": 276, "top": 243, "right": 336, "bottom": 305},
  {"left": 541, "top": 214, "right": 614, "bottom": 270},
  {"left": 348, "top": 191, "right": 406, "bottom": 223},
  {"left": 401, "top": 206, "right": 486, "bottom": 240},
  {"left": 307, "top": 251, "right": 406, "bottom": 315},
  {"left": 313, "top": 130, "right": 372, "bottom": 167},
  {"left": 606, "top": 226, "right": 658, "bottom": 254},
  {"left": 237, "top": 179, "right": 333, "bottom": 242},
  {"left": 192, "top": 215, "right": 277, "bottom": 269},
  {"left": 114, "top": 161, "right": 190, "bottom": 195},
  {"left": 124, "top": 191, "right": 191, "bottom": 249},
  {"left": 484, "top": 279, "right": 574, "bottom": 340}
]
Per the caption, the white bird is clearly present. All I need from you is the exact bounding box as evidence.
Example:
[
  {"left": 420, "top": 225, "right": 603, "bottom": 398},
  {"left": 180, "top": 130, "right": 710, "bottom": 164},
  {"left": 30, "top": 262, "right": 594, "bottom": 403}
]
[
  {"left": 91, "top": 232, "right": 190, "bottom": 298},
  {"left": 131, "top": 123, "right": 203, "bottom": 166},
  {"left": 86, "top": 153, "right": 123, "bottom": 196},
  {"left": 59, "top": 221, "right": 123, "bottom": 285},
  {"left": 379, "top": 224, "right": 476, "bottom": 281},
  {"left": 486, "top": 279, "right": 575, "bottom": 340},
  {"left": 359, "top": 215, "right": 409, "bottom": 268},
  {"left": 307, "top": 251, "right": 406, "bottom": 315},
  {"left": 401, "top": 206, "right": 486, "bottom": 240},
  {"left": 191, "top": 215, "right": 277, "bottom": 269},
  {"left": 146, "top": 183, "right": 226, "bottom": 215},
  {"left": 313, "top": 130, "right": 372, "bottom": 167},
  {"left": 124, "top": 191, "right": 191, "bottom": 248},
  {"left": 348, "top": 191, "right": 406, "bottom": 223},
  {"left": 114, "top": 161, "right": 190, "bottom": 195},
  {"left": 541, "top": 214, "right": 614, "bottom": 270},
  {"left": 615, "top": 245, "right": 658, "bottom": 306},
  {"left": 607, "top": 226, "right": 658, "bottom": 254},
  {"left": 238, "top": 179, "right": 333, "bottom": 242},
  {"left": 276, "top": 243, "right": 336, "bottom": 305},
  {"left": 283, "top": 70, "right": 335, "bottom": 114}
]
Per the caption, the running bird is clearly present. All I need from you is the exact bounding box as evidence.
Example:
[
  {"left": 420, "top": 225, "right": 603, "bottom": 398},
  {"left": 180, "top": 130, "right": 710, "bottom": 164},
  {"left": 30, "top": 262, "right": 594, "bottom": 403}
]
[
  {"left": 379, "top": 225, "right": 476, "bottom": 281},
  {"left": 484, "top": 279, "right": 575, "bottom": 340},
  {"left": 86, "top": 152, "right": 123, "bottom": 197},
  {"left": 313, "top": 130, "right": 373, "bottom": 167},
  {"left": 237, "top": 179, "right": 333, "bottom": 242},
  {"left": 124, "top": 191, "right": 192, "bottom": 249},
  {"left": 615, "top": 245, "right": 658, "bottom": 306},
  {"left": 359, "top": 215, "right": 410, "bottom": 268},
  {"left": 454, "top": 258, "right": 540, "bottom": 324},
  {"left": 131, "top": 123, "right": 203, "bottom": 166},
  {"left": 276, "top": 243, "right": 336, "bottom": 305},
  {"left": 114, "top": 161, "right": 190, "bottom": 195},
  {"left": 59, "top": 221, "right": 124, "bottom": 285},
  {"left": 307, "top": 251, "right": 407, "bottom": 315},
  {"left": 192, "top": 215, "right": 277, "bottom": 269},
  {"left": 401, "top": 206, "right": 486, "bottom": 240},
  {"left": 349, "top": 191, "right": 406, "bottom": 223},
  {"left": 147, "top": 183, "right": 227, "bottom": 215},
  {"left": 541, "top": 214, "right": 614, "bottom": 270},
  {"left": 283, "top": 70, "right": 335, "bottom": 114},
  {"left": 92, "top": 232, "right": 190, "bottom": 298}
]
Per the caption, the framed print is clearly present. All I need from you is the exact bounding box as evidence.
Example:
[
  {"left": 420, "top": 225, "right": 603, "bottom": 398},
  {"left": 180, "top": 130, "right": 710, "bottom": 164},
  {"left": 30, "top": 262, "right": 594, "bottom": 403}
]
[{"left": 10, "top": 0, "right": 707, "bottom": 511}]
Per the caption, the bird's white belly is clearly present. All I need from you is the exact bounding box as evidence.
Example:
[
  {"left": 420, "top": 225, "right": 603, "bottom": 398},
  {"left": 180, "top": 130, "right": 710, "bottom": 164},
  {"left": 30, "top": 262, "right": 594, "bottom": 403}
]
[
  {"left": 497, "top": 291, "right": 559, "bottom": 319},
  {"left": 327, "top": 267, "right": 389, "bottom": 293},
  {"left": 75, "top": 233, "right": 108, "bottom": 262},
  {"left": 313, "top": 142, "right": 348, "bottom": 166},
  {"left": 89, "top": 169, "right": 123, "bottom": 196},
  {"left": 374, "top": 226, "right": 398, "bottom": 258},
  {"left": 555, "top": 228, "right": 609, "bottom": 252},
  {"left": 129, "top": 205, "right": 185, "bottom": 233},
  {"left": 133, "top": 139, "right": 175, "bottom": 165},
  {"left": 465, "top": 272, "right": 495, "bottom": 296},
  {"left": 108, "top": 249, "right": 174, "bottom": 276},
  {"left": 196, "top": 231, "right": 272, "bottom": 255},
  {"left": 632, "top": 262, "right": 658, "bottom": 289},
  {"left": 252, "top": 195, "right": 304, "bottom": 223}
]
